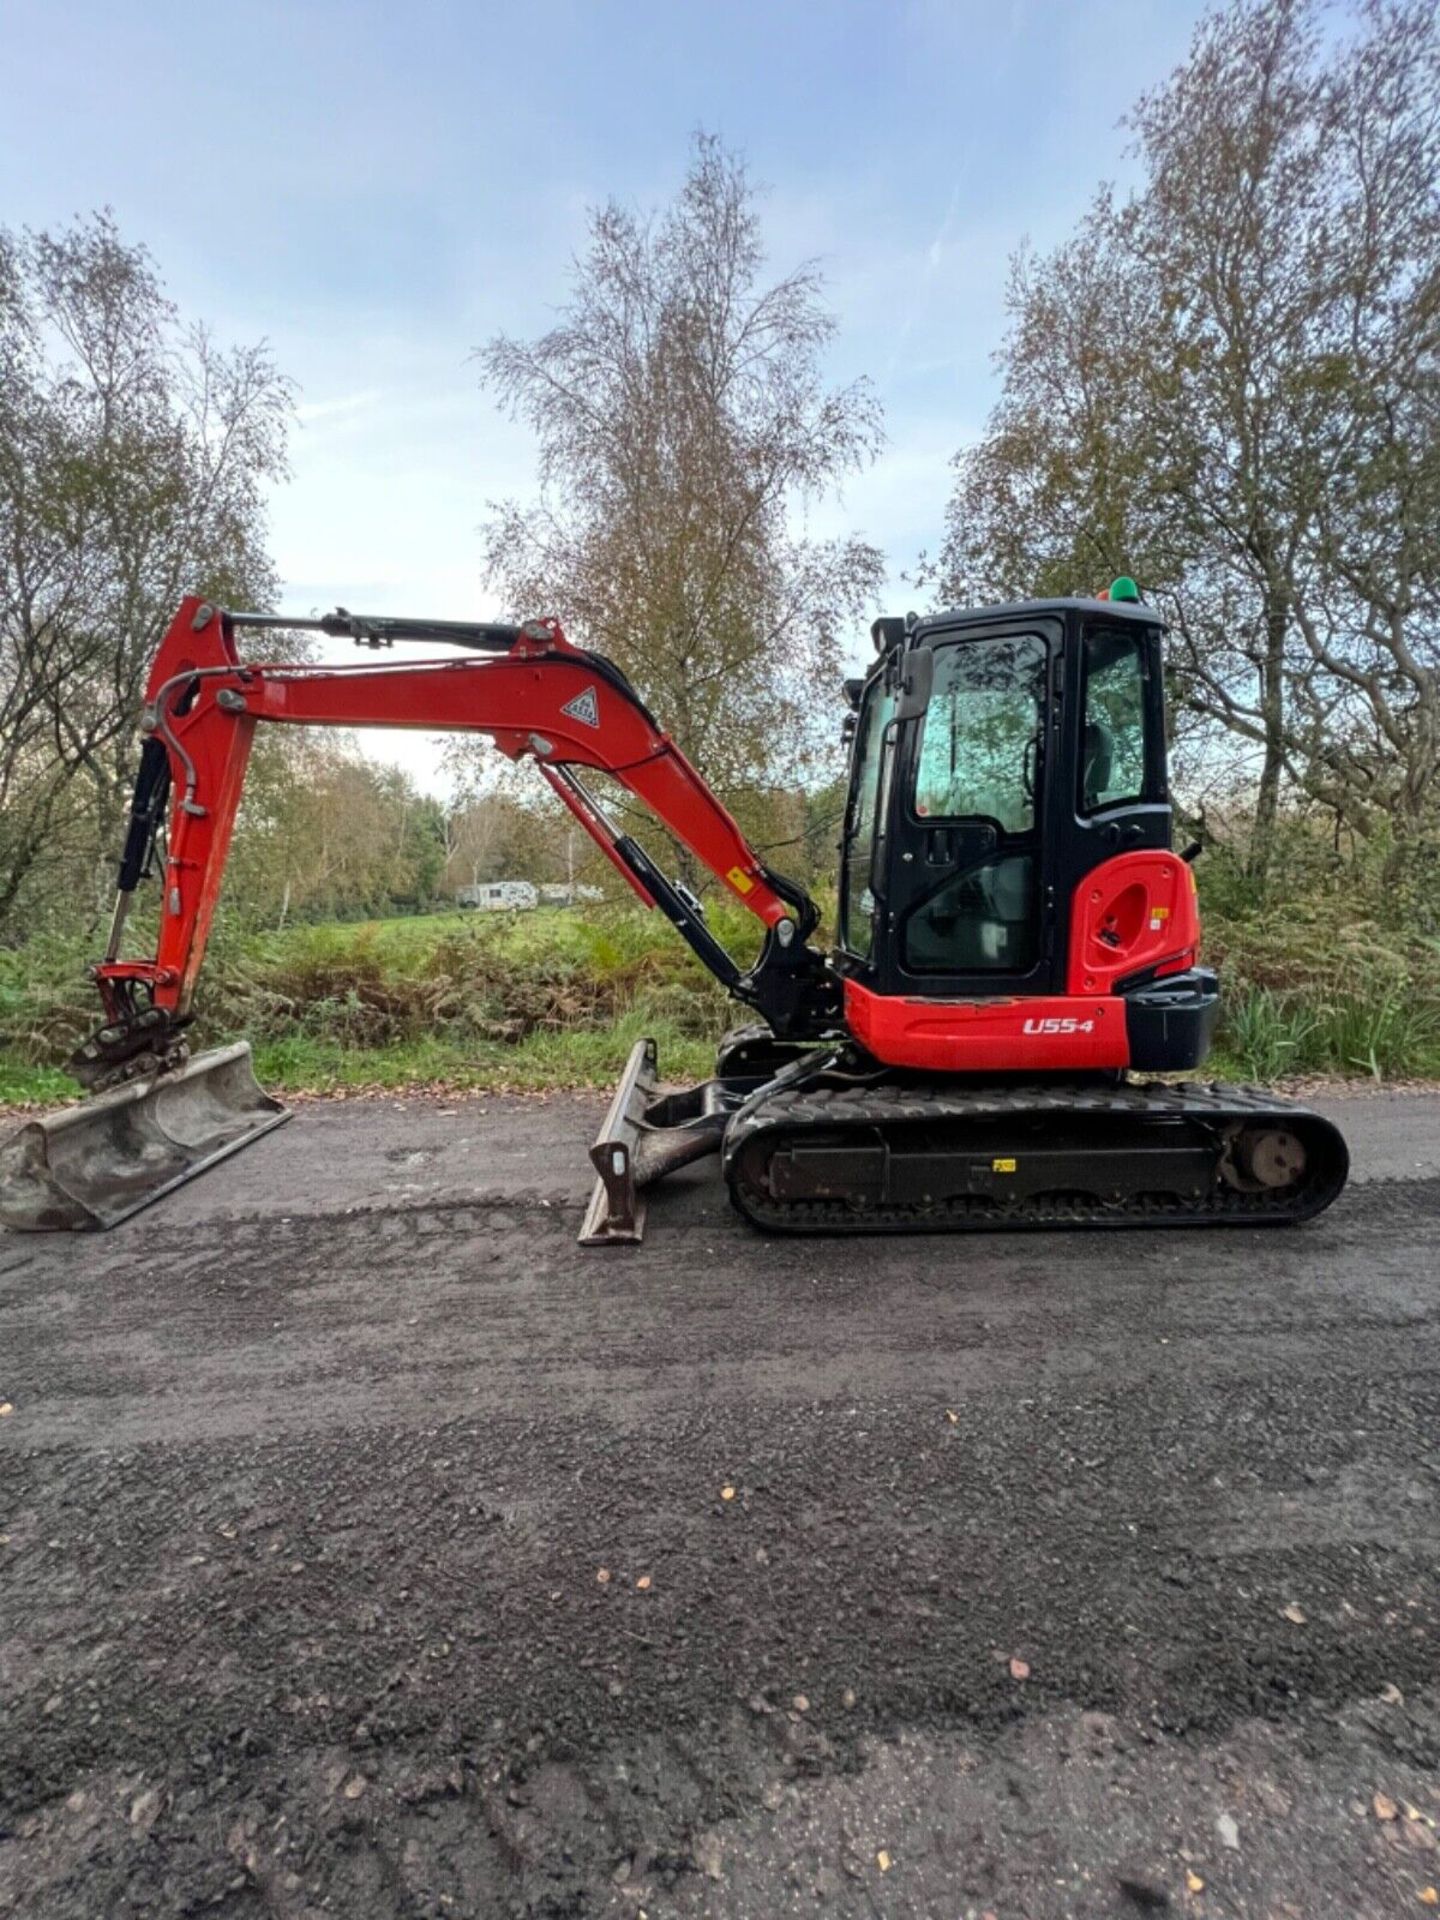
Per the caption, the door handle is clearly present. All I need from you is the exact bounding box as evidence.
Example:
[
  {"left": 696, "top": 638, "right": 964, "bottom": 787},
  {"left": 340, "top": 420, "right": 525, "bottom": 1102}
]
[{"left": 1022, "top": 732, "right": 1038, "bottom": 804}]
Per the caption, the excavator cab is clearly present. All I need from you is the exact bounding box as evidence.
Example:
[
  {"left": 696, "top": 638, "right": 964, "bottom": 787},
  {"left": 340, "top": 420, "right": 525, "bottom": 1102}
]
[
  {"left": 834, "top": 593, "right": 1221, "bottom": 1077},
  {"left": 842, "top": 597, "right": 1163, "bottom": 991}
]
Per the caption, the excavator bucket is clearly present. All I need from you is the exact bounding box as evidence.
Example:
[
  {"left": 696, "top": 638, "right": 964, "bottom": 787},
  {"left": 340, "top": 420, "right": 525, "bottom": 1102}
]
[{"left": 0, "top": 1042, "right": 288, "bottom": 1232}]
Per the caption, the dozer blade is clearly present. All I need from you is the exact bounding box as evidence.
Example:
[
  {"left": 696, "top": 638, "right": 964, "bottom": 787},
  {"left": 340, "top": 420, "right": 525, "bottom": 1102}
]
[
  {"left": 580, "top": 1037, "right": 661, "bottom": 1245},
  {"left": 0, "top": 1042, "right": 289, "bottom": 1232},
  {"left": 578, "top": 1038, "right": 765, "bottom": 1246}
]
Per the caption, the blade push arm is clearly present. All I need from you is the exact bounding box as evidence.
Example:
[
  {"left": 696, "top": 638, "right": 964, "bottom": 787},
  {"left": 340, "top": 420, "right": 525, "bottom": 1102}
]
[{"left": 87, "top": 597, "right": 834, "bottom": 1072}]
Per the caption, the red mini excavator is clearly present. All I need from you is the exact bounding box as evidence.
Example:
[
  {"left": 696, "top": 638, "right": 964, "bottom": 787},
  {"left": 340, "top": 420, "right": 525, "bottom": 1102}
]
[{"left": 0, "top": 583, "right": 1349, "bottom": 1237}]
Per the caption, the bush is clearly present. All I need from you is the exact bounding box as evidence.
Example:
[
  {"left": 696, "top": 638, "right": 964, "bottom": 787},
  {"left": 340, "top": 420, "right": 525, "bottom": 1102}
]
[{"left": 1205, "top": 904, "right": 1440, "bottom": 1081}]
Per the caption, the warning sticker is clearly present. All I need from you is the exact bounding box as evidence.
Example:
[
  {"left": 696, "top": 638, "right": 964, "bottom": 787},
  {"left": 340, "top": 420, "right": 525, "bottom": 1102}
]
[
  {"left": 560, "top": 685, "right": 600, "bottom": 728},
  {"left": 727, "top": 866, "right": 755, "bottom": 894},
  {"left": 992, "top": 1157, "right": 1017, "bottom": 1174}
]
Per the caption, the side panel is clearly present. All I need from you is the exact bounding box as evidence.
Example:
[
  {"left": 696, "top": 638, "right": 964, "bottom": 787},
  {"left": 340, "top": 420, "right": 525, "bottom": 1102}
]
[
  {"left": 844, "top": 977, "right": 1130, "bottom": 1071},
  {"left": 1067, "top": 849, "right": 1200, "bottom": 995}
]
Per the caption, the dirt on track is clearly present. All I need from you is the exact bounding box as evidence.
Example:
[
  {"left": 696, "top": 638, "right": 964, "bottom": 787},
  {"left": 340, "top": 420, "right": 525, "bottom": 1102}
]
[{"left": 2, "top": 1087, "right": 1440, "bottom": 1919}]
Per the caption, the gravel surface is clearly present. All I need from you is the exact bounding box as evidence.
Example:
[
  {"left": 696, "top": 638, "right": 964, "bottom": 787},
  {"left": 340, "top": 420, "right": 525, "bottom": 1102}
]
[{"left": 2, "top": 1085, "right": 1439, "bottom": 1918}]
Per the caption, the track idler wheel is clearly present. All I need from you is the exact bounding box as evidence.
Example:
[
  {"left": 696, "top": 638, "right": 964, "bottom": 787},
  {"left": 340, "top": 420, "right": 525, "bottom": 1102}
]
[{"left": 1221, "top": 1123, "right": 1307, "bottom": 1191}]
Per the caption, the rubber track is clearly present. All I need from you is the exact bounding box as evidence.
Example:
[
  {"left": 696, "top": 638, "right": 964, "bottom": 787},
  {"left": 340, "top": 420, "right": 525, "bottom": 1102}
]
[{"left": 723, "top": 1079, "right": 1350, "bottom": 1234}]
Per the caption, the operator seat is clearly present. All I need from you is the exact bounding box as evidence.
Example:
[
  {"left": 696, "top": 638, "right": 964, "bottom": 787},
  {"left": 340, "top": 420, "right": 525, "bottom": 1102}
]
[{"left": 1082, "top": 720, "right": 1114, "bottom": 810}]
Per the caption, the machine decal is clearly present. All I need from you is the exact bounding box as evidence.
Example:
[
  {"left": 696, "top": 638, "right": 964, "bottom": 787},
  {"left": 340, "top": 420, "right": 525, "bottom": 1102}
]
[{"left": 560, "top": 685, "right": 601, "bottom": 728}]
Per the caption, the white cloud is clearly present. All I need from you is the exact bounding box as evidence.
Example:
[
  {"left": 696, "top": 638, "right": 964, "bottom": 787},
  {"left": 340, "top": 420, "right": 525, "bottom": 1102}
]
[{"left": 294, "top": 389, "right": 385, "bottom": 424}]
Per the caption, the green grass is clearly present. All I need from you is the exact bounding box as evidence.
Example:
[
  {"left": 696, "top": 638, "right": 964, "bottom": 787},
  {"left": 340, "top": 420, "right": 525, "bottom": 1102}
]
[
  {"left": 0, "top": 1058, "right": 80, "bottom": 1106},
  {"left": 249, "top": 1008, "right": 717, "bottom": 1096}
]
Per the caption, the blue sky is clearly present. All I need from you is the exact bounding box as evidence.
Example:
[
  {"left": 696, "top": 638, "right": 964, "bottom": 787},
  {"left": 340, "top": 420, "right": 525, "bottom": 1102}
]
[{"left": 2, "top": 0, "right": 1209, "bottom": 789}]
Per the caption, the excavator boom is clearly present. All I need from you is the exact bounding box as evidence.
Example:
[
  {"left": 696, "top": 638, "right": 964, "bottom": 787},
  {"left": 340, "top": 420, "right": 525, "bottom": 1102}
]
[
  {"left": 89, "top": 596, "right": 830, "bottom": 1045},
  {"left": 1, "top": 596, "right": 836, "bottom": 1233}
]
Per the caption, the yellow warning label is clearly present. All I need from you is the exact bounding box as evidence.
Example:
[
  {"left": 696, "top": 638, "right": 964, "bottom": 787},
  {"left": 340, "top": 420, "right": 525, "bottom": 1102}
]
[
  {"left": 727, "top": 866, "right": 755, "bottom": 894},
  {"left": 992, "top": 1157, "right": 1017, "bottom": 1174},
  {"left": 1153, "top": 905, "right": 1170, "bottom": 919}
]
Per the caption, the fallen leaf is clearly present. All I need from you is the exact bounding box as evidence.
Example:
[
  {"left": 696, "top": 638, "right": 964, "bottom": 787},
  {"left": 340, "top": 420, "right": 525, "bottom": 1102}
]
[
  {"left": 720, "top": 1485, "right": 736, "bottom": 1502},
  {"left": 0, "top": 1403, "right": 13, "bottom": 1418},
  {"left": 1009, "top": 1656, "right": 1031, "bottom": 1681},
  {"left": 129, "top": 1787, "right": 162, "bottom": 1829},
  {"left": 792, "top": 1694, "right": 809, "bottom": 1713},
  {"left": 1381, "top": 1683, "right": 1406, "bottom": 1705},
  {"left": 876, "top": 1850, "right": 892, "bottom": 1872},
  {"left": 1376, "top": 1793, "right": 1400, "bottom": 1821},
  {"left": 636, "top": 1575, "right": 651, "bottom": 1591},
  {"left": 1186, "top": 1870, "right": 1205, "bottom": 1893},
  {"left": 1282, "top": 1603, "right": 1307, "bottom": 1624},
  {"left": 945, "top": 1409, "right": 958, "bottom": 1424},
  {"left": 595, "top": 1567, "right": 611, "bottom": 1585},
  {"left": 341, "top": 1775, "right": 366, "bottom": 1800},
  {"left": 1419, "top": 1890, "right": 1438, "bottom": 1907}
]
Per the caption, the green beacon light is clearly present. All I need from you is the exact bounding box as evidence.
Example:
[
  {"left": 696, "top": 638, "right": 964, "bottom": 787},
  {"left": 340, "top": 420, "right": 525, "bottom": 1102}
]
[{"left": 1109, "top": 575, "right": 1141, "bottom": 603}]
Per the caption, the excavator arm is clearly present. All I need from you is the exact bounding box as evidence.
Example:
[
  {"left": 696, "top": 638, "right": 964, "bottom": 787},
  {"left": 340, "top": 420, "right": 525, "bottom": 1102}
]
[{"left": 77, "top": 595, "right": 838, "bottom": 1089}]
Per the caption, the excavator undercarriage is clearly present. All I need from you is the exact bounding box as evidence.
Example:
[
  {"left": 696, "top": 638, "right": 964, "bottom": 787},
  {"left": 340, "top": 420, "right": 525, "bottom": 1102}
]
[{"left": 579, "top": 1035, "right": 1348, "bottom": 1243}]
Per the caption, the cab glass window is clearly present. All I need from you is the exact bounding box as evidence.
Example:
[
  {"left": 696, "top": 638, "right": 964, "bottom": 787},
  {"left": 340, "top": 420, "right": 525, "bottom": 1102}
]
[
  {"left": 913, "top": 634, "right": 1047, "bottom": 832},
  {"left": 1079, "top": 630, "right": 1149, "bottom": 812},
  {"left": 839, "top": 680, "right": 895, "bottom": 958}
]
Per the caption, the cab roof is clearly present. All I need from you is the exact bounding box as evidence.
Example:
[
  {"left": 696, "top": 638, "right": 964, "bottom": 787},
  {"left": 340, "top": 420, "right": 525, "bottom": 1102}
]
[{"left": 913, "top": 596, "right": 1165, "bottom": 638}]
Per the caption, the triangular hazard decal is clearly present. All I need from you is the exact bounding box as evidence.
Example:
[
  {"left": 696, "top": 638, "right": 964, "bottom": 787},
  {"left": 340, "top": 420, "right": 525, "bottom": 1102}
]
[{"left": 560, "top": 685, "right": 600, "bottom": 728}]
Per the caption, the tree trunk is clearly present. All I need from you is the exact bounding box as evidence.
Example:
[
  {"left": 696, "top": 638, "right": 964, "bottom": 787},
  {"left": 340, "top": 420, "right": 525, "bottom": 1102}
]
[{"left": 1249, "top": 588, "right": 1289, "bottom": 894}]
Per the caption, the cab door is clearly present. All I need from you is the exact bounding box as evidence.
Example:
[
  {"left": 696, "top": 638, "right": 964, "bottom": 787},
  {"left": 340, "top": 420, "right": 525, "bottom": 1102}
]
[
  {"left": 1057, "top": 618, "right": 1170, "bottom": 883},
  {"left": 837, "top": 673, "right": 896, "bottom": 966},
  {"left": 885, "top": 625, "right": 1058, "bottom": 994},
  {"left": 1050, "top": 615, "right": 1176, "bottom": 989}
]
